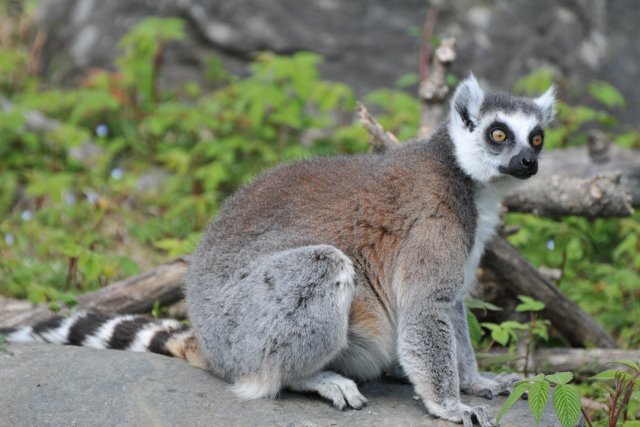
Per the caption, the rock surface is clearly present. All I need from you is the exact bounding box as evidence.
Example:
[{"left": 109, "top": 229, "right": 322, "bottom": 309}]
[
  {"left": 36, "top": 0, "right": 640, "bottom": 125},
  {"left": 0, "top": 344, "right": 559, "bottom": 427}
]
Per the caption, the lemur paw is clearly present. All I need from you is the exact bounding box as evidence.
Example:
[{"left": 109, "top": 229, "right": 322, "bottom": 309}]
[
  {"left": 288, "top": 371, "right": 367, "bottom": 410},
  {"left": 462, "top": 373, "right": 522, "bottom": 400},
  {"left": 461, "top": 405, "right": 495, "bottom": 427},
  {"left": 429, "top": 402, "right": 496, "bottom": 427}
]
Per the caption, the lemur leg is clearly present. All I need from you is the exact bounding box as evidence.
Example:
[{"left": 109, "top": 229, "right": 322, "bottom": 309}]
[
  {"left": 450, "top": 300, "right": 520, "bottom": 399},
  {"left": 398, "top": 301, "right": 494, "bottom": 427},
  {"left": 229, "top": 245, "right": 365, "bottom": 408},
  {"left": 288, "top": 371, "right": 367, "bottom": 410}
]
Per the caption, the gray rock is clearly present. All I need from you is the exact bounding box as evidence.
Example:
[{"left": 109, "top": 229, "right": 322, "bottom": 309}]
[
  {"left": 0, "top": 344, "right": 559, "bottom": 427},
  {"left": 35, "top": 0, "right": 640, "bottom": 126}
]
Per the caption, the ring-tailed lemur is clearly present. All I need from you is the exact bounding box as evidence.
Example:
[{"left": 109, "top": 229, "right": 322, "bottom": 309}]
[{"left": 3, "top": 75, "right": 554, "bottom": 426}]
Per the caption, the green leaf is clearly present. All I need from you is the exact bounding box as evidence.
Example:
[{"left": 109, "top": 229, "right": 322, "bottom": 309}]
[
  {"left": 614, "top": 131, "right": 640, "bottom": 149},
  {"left": 496, "top": 381, "right": 529, "bottom": 422},
  {"left": 492, "top": 328, "right": 510, "bottom": 346},
  {"left": 552, "top": 384, "right": 581, "bottom": 427},
  {"left": 513, "top": 68, "right": 555, "bottom": 96},
  {"left": 515, "top": 295, "right": 545, "bottom": 312},
  {"left": 590, "top": 369, "right": 622, "bottom": 381},
  {"left": 528, "top": 380, "right": 550, "bottom": 425},
  {"left": 466, "top": 309, "right": 483, "bottom": 344},
  {"left": 545, "top": 372, "right": 573, "bottom": 385},
  {"left": 623, "top": 421, "right": 640, "bottom": 427},
  {"left": 394, "top": 73, "right": 418, "bottom": 89},
  {"left": 588, "top": 81, "right": 626, "bottom": 108},
  {"left": 500, "top": 320, "right": 529, "bottom": 330},
  {"left": 613, "top": 359, "right": 640, "bottom": 372}
]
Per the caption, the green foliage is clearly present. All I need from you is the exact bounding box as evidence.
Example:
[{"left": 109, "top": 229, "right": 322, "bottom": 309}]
[
  {"left": 507, "top": 211, "right": 640, "bottom": 347},
  {"left": 529, "top": 379, "right": 551, "bottom": 424},
  {"left": 515, "top": 295, "right": 545, "bottom": 312},
  {"left": 587, "top": 360, "right": 640, "bottom": 426},
  {"left": 498, "top": 373, "right": 581, "bottom": 427},
  {"left": 0, "top": 17, "right": 367, "bottom": 301},
  {"left": 499, "top": 361, "right": 640, "bottom": 426},
  {"left": 588, "top": 81, "right": 626, "bottom": 108},
  {"left": 553, "top": 383, "right": 582, "bottom": 427},
  {"left": 475, "top": 296, "right": 550, "bottom": 350}
]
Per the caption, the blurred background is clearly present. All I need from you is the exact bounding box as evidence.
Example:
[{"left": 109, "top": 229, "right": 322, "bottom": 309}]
[{"left": 0, "top": 0, "right": 638, "bottom": 351}]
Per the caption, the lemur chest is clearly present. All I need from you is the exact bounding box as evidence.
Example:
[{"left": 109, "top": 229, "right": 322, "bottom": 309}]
[{"left": 462, "top": 186, "right": 501, "bottom": 296}]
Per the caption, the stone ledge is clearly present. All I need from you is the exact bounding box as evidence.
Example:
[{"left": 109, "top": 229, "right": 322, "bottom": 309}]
[{"left": 0, "top": 344, "right": 559, "bottom": 426}]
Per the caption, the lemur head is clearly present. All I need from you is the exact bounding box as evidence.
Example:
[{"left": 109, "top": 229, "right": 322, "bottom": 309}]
[{"left": 448, "top": 74, "right": 555, "bottom": 184}]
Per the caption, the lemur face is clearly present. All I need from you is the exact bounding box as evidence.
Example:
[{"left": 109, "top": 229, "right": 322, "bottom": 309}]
[{"left": 448, "top": 75, "right": 555, "bottom": 184}]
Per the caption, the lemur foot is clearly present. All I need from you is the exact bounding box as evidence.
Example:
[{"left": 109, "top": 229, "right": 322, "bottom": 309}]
[
  {"left": 462, "top": 373, "right": 522, "bottom": 400},
  {"left": 288, "top": 371, "right": 368, "bottom": 410},
  {"left": 428, "top": 402, "right": 496, "bottom": 427}
]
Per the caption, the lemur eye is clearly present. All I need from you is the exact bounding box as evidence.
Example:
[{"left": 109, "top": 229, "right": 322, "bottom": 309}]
[
  {"left": 491, "top": 129, "right": 507, "bottom": 142},
  {"left": 532, "top": 135, "right": 543, "bottom": 146}
]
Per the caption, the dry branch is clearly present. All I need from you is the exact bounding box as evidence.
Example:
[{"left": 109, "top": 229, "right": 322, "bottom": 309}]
[
  {"left": 356, "top": 101, "right": 400, "bottom": 153},
  {"left": 503, "top": 172, "right": 634, "bottom": 218},
  {"left": 418, "top": 37, "right": 456, "bottom": 138},
  {"left": 0, "top": 257, "right": 188, "bottom": 328}
]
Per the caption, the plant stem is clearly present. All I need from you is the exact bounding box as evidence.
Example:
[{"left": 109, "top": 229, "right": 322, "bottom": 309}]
[{"left": 580, "top": 407, "right": 594, "bottom": 427}]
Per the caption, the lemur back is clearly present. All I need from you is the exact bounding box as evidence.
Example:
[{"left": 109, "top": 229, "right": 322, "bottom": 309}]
[{"left": 3, "top": 76, "right": 555, "bottom": 426}]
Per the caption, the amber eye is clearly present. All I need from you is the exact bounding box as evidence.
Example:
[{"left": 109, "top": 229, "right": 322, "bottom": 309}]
[
  {"left": 491, "top": 129, "right": 507, "bottom": 142},
  {"left": 532, "top": 135, "right": 543, "bottom": 146}
]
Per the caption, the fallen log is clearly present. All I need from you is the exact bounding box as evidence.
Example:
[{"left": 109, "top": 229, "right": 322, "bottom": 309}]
[
  {"left": 539, "top": 131, "right": 640, "bottom": 206},
  {"left": 503, "top": 172, "right": 633, "bottom": 218},
  {"left": 0, "top": 257, "right": 188, "bottom": 328},
  {"left": 482, "top": 237, "right": 618, "bottom": 349},
  {"left": 477, "top": 348, "right": 640, "bottom": 375}
]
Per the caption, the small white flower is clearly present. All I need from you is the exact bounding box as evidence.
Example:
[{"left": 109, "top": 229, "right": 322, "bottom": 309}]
[
  {"left": 111, "top": 168, "right": 124, "bottom": 180},
  {"left": 546, "top": 239, "right": 555, "bottom": 251},
  {"left": 65, "top": 193, "right": 76, "bottom": 205},
  {"left": 21, "top": 210, "right": 33, "bottom": 221},
  {"left": 4, "top": 234, "right": 14, "bottom": 246},
  {"left": 95, "top": 124, "right": 109, "bottom": 138},
  {"left": 86, "top": 191, "right": 99, "bottom": 205}
]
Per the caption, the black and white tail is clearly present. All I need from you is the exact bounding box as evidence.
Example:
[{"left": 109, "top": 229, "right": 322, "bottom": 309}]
[{"left": 0, "top": 312, "right": 207, "bottom": 368}]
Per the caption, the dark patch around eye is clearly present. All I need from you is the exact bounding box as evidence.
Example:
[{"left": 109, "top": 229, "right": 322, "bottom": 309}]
[
  {"left": 484, "top": 121, "right": 515, "bottom": 150},
  {"left": 528, "top": 126, "right": 545, "bottom": 152}
]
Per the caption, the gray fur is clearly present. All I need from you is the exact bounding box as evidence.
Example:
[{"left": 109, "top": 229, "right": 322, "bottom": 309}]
[
  {"left": 185, "top": 76, "right": 554, "bottom": 425},
  {"left": 480, "top": 92, "right": 543, "bottom": 120}
]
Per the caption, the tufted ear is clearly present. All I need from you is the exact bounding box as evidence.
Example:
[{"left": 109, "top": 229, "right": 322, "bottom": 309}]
[
  {"left": 450, "top": 73, "right": 485, "bottom": 132},
  {"left": 534, "top": 85, "right": 556, "bottom": 126}
]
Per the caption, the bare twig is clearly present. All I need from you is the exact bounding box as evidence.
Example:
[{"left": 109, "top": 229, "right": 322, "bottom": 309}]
[
  {"left": 356, "top": 101, "right": 400, "bottom": 153},
  {"left": 418, "top": 5, "right": 439, "bottom": 83}
]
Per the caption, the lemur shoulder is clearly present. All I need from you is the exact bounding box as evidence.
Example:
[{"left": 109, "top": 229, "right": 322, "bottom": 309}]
[{"left": 2, "top": 75, "right": 554, "bottom": 426}]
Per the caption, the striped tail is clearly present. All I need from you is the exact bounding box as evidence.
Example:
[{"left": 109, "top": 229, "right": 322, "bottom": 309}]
[{"left": 0, "top": 312, "right": 207, "bottom": 369}]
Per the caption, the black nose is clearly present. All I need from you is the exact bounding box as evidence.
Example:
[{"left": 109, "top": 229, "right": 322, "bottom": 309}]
[{"left": 521, "top": 155, "right": 537, "bottom": 169}]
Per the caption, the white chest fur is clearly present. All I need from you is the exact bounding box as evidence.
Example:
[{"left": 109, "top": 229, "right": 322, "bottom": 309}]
[{"left": 461, "top": 184, "right": 502, "bottom": 296}]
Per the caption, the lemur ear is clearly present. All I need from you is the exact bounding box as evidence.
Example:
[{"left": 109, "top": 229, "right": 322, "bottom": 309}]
[
  {"left": 534, "top": 85, "right": 556, "bottom": 126},
  {"left": 450, "top": 74, "right": 485, "bottom": 132}
]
